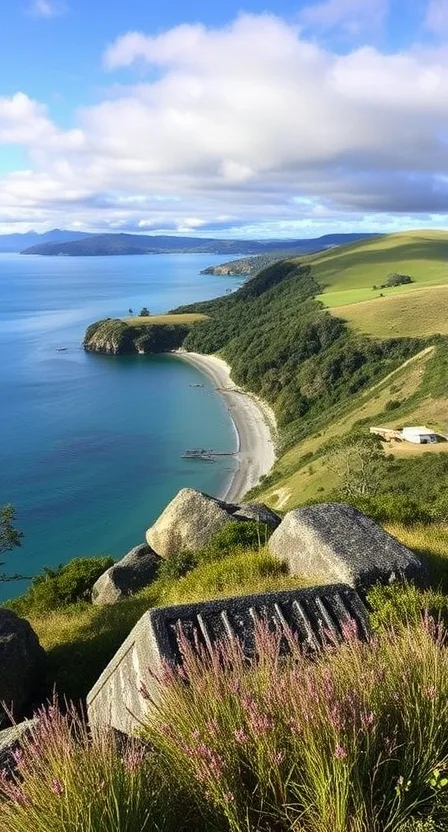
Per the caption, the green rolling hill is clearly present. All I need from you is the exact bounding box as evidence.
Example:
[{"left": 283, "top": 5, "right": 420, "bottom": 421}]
[{"left": 175, "top": 229, "right": 448, "bottom": 518}]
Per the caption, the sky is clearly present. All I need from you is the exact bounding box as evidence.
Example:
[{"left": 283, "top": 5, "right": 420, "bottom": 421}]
[{"left": 0, "top": 0, "right": 448, "bottom": 238}]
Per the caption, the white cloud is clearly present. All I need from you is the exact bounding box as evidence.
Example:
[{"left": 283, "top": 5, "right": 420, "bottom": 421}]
[
  {"left": 2, "top": 13, "right": 448, "bottom": 236},
  {"left": 28, "top": 0, "right": 67, "bottom": 19}
]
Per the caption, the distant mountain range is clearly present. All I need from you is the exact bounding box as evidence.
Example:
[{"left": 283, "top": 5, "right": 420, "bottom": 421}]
[
  {"left": 19, "top": 231, "right": 379, "bottom": 257},
  {"left": 0, "top": 229, "right": 92, "bottom": 252}
]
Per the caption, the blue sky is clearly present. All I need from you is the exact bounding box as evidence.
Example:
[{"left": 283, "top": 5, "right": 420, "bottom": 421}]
[{"left": 0, "top": 0, "right": 448, "bottom": 237}]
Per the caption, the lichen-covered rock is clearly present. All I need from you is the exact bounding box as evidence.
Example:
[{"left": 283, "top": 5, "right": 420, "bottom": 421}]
[
  {"left": 92, "top": 544, "right": 162, "bottom": 606},
  {"left": 268, "top": 502, "right": 426, "bottom": 592},
  {"left": 0, "top": 610, "right": 45, "bottom": 727}
]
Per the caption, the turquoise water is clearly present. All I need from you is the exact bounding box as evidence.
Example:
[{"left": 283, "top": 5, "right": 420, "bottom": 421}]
[{"left": 0, "top": 253, "right": 242, "bottom": 601}]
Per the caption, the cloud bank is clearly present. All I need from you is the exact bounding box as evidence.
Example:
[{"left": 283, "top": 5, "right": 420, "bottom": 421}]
[{"left": 1, "top": 11, "right": 448, "bottom": 235}]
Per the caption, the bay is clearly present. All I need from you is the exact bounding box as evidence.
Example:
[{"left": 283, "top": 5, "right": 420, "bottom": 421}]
[{"left": 0, "top": 253, "right": 242, "bottom": 601}]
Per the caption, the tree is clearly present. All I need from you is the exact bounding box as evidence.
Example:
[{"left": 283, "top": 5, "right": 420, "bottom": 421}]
[
  {"left": 327, "top": 437, "right": 385, "bottom": 499},
  {"left": 139, "top": 307, "right": 150, "bottom": 317},
  {"left": 0, "top": 504, "right": 25, "bottom": 582},
  {"left": 128, "top": 308, "right": 134, "bottom": 316}
]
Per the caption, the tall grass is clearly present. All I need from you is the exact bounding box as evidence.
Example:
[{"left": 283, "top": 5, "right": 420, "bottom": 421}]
[
  {"left": 0, "top": 701, "right": 187, "bottom": 832},
  {"left": 147, "top": 619, "right": 448, "bottom": 832},
  {"left": 1, "top": 619, "right": 447, "bottom": 831}
]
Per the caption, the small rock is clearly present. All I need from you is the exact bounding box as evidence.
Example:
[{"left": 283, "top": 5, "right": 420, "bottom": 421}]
[
  {"left": 268, "top": 502, "right": 425, "bottom": 591},
  {"left": 0, "top": 719, "right": 39, "bottom": 776},
  {"left": 92, "top": 544, "right": 162, "bottom": 605},
  {"left": 0, "top": 609, "right": 45, "bottom": 727}
]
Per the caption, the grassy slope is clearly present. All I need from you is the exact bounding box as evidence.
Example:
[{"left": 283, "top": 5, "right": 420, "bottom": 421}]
[
  {"left": 122, "top": 313, "right": 208, "bottom": 326},
  {"left": 257, "top": 340, "right": 447, "bottom": 510},
  {"left": 335, "top": 286, "right": 448, "bottom": 337},
  {"left": 296, "top": 230, "right": 448, "bottom": 338}
]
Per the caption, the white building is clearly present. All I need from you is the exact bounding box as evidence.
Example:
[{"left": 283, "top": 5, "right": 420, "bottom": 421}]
[{"left": 400, "top": 426, "right": 439, "bottom": 445}]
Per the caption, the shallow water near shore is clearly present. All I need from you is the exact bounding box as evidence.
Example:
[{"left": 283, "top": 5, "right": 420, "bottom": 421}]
[{"left": 0, "top": 253, "right": 242, "bottom": 601}]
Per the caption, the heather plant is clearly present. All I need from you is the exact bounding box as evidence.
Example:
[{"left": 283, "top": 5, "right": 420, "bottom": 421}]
[
  {"left": 147, "top": 617, "right": 448, "bottom": 832},
  {"left": 0, "top": 701, "right": 186, "bottom": 832}
]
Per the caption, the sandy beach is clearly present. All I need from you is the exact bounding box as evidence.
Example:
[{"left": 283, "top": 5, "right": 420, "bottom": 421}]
[{"left": 176, "top": 351, "right": 277, "bottom": 502}]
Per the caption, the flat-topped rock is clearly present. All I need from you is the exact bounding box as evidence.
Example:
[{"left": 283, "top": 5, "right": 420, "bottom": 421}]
[
  {"left": 87, "top": 583, "right": 369, "bottom": 736},
  {"left": 92, "top": 544, "right": 162, "bottom": 605},
  {"left": 268, "top": 503, "right": 425, "bottom": 591},
  {"left": 146, "top": 488, "right": 280, "bottom": 558}
]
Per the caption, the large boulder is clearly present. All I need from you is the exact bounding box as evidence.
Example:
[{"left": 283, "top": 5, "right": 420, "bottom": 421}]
[
  {"left": 145, "top": 489, "right": 281, "bottom": 559},
  {"left": 268, "top": 503, "right": 426, "bottom": 592},
  {"left": 92, "top": 544, "right": 162, "bottom": 606},
  {"left": 0, "top": 610, "right": 44, "bottom": 727}
]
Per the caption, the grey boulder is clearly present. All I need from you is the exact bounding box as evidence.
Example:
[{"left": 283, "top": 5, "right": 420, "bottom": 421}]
[
  {"left": 92, "top": 544, "right": 162, "bottom": 606},
  {"left": 0, "top": 609, "right": 45, "bottom": 727},
  {"left": 268, "top": 502, "right": 425, "bottom": 591},
  {"left": 0, "top": 719, "right": 39, "bottom": 776},
  {"left": 146, "top": 488, "right": 280, "bottom": 558}
]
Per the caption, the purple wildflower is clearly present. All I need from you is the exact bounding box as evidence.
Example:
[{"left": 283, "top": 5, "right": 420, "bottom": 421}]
[
  {"left": 50, "top": 778, "right": 64, "bottom": 796},
  {"left": 334, "top": 744, "right": 347, "bottom": 760}
]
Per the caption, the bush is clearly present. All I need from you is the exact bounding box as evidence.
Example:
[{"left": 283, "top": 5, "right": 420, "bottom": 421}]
[
  {"left": 385, "top": 273, "right": 413, "bottom": 287},
  {"left": 350, "top": 494, "right": 433, "bottom": 525},
  {"left": 198, "top": 520, "right": 270, "bottom": 563},
  {"left": 385, "top": 398, "right": 402, "bottom": 411},
  {"left": 147, "top": 619, "right": 448, "bottom": 832},
  {"left": 367, "top": 583, "right": 448, "bottom": 632},
  {"left": 9, "top": 556, "right": 114, "bottom": 615},
  {"left": 158, "top": 550, "right": 198, "bottom": 580}
]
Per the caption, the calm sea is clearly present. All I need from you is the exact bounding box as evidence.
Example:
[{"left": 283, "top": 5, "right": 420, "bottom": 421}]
[{"left": 0, "top": 253, "right": 242, "bottom": 601}]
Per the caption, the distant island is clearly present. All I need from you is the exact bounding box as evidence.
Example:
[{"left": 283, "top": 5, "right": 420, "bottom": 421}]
[{"left": 20, "top": 231, "right": 378, "bottom": 257}]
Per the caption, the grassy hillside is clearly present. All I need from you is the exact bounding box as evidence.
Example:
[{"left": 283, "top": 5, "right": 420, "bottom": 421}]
[
  {"left": 308, "top": 230, "right": 448, "bottom": 301},
  {"left": 335, "top": 285, "right": 448, "bottom": 337}
]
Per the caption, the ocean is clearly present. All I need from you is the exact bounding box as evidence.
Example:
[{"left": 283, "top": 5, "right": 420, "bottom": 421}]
[{"left": 0, "top": 253, "right": 242, "bottom": 601}]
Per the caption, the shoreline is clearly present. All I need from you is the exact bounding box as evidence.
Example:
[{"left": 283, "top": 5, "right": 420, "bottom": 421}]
[{"left": 174, "top": 351, "right": 277, "bottom": 503}]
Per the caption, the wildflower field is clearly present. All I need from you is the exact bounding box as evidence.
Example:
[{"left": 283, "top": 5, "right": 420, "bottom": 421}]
[{"left": 1, "top": 615, "right": 447, "bottom": 832}]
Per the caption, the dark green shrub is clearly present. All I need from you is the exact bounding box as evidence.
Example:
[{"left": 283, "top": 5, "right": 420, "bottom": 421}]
[
  {"left": 199, "top": 520, "right": 270, "bottom": 563},
  {"left": 384, "top": 398, "right": 401, "bottom": 411},
  {"left": 158, "top": 550, "right": 198, "bottom": 580},
  {"left": 367, "top": 583, "right": 448, "bottom": 632},
  {"left": 10, "top": 556, "right": 114, "bottom": 615},
  {"left": 350, "top": 494, "right": 432, "bottom": 525}
]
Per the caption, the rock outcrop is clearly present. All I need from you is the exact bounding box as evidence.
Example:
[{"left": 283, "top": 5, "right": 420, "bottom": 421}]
[
  {"left": 268, "top": 502, "right": 425, "bottom": 592},
  {"left": 0, "top": 610, "right": 45, "bottom": 727},
  {"left": 83, "top": 319, "right": 191, "bottom": 355},
  {"left": 92, "top": 544, "right": 162, "bottom": 606},
  {"left": 146, "top": 488, "right": 281, "bottom": 559}
]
